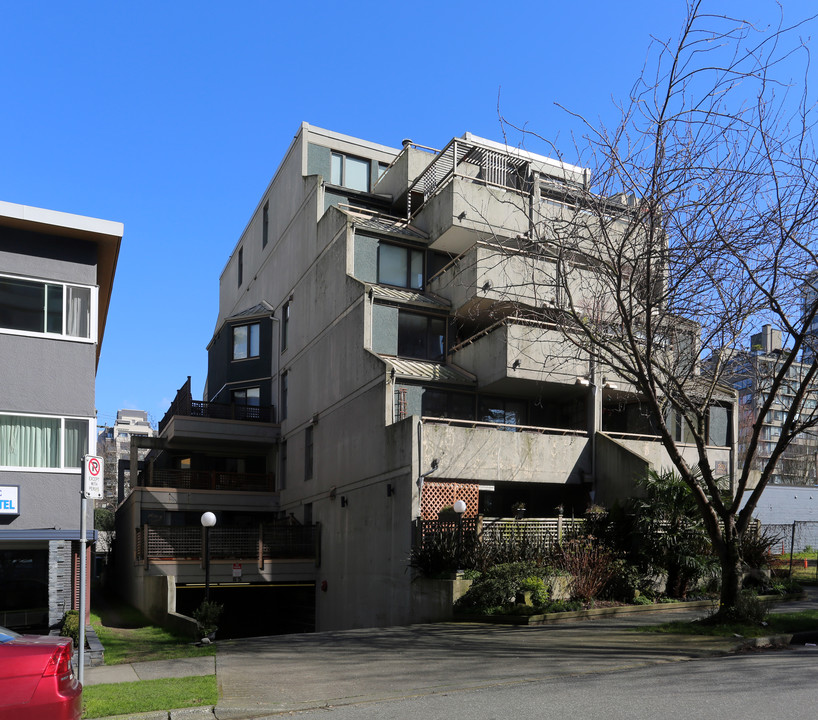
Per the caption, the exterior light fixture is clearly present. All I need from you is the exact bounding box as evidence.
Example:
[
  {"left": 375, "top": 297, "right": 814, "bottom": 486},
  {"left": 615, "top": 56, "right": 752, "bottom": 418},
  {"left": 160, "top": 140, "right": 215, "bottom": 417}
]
[
  {"left": 453, "top": 500, "right": 467, "bottom": 570},
  {"left": 201, "top": 512, "right": 217, "bottom": 601}
]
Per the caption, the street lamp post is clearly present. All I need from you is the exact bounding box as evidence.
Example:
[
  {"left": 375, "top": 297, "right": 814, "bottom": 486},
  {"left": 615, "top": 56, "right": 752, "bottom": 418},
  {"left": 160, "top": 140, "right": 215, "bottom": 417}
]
[
  {"left": 453, "top": 499, "right": 467, "bottom": 570},
  {"left": 201, "top": 512, "right": 217, "bottom": 601}
]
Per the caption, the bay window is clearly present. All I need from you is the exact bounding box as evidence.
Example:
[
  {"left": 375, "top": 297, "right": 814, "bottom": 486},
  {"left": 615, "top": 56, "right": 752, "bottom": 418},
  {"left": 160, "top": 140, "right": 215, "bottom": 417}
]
[
  {"left": 397, "top": 311, "right": 445, "bottom": 361},
  {"left": 378, "top": 244, "right": 423, "bottom": 289},
  {"left": 232, "top": 323, "right": 260, "bottom": 360},
  {"left": 330, "top": 152, "right": 370, "bottom": 192}
]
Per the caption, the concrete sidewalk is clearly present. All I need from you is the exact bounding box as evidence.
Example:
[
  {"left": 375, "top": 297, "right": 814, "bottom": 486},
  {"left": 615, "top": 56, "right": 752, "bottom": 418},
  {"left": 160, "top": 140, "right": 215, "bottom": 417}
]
[
  {"left": 88, "top": 592, "right": 818, "bottom": 720},
  {"left": 84, "top": 656, "right": 216, "bottom": 686}
]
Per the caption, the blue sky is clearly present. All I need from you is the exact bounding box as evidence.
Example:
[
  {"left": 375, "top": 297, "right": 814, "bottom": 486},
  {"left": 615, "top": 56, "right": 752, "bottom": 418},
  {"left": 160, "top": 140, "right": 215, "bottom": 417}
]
[{"left": 1, "top": 1, "right": 814, "bottom": 428}]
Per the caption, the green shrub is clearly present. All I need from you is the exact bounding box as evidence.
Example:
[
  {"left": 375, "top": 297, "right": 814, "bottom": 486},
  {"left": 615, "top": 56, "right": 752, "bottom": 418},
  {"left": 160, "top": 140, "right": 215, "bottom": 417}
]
[
  {"left": 766, "top": 578, "right": 803, "bottom": 596},
  {"left": 192, "top": 601, "right": 223, "bottom": 636},
  {"left": 61, "top": 610, "right": 80, "bottom": 648},
  {"left": 519, "top": 576, "right": 550, "bottom": 607},
  {"left": 600, "top": 560, "right": 654, "bottom": 602},
  {"left": 409, "top": 529, "right": 482, "bottom": 576},
  {"left": 454, "top": 562, "right": 540, "bottom": 614},
  {"left": 709, "top": 590, "right": 769, "bottom": 624}
]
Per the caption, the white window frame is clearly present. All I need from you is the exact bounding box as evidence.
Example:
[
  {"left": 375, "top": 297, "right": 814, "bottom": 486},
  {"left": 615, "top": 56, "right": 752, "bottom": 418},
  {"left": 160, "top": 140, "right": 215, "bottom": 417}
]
[
  {"left": 330, "top": 152, "right": 371, "bottom": 192},
  {"left": 232, "top": 323, "right": 260, "bottom": 360},
  {"left": 0, "top": 272, "right": 98, "bottom": 343},
  {"left": 0, "top": 412, "right": 94, "bottom": 472}
]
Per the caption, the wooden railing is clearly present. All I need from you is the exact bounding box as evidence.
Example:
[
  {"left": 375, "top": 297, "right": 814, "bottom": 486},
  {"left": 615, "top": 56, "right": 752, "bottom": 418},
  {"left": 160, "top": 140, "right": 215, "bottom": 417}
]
[
  {"left": 135, "top": 523, "right": 319, "bottom": 564},
  {"left": 419, "top": 516, "right": 585, "bottom": 548},
  {"left": 137, "top": 469, "right": 275, "bottom": 493},
  {"left": 158, "top": 377, "right": 275, "bottom": 434}
]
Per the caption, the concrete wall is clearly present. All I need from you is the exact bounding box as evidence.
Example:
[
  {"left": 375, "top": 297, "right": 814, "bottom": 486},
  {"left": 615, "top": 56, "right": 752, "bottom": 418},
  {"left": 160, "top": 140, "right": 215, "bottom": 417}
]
[
  {"left": 422, "top": 422, "right": 590, "bottom": 484},
  {"left": 595, "top": 433, "right": 651, "bottom": 506},
  {"left": 453, "top": 322, "right": 588, "bottom": 390}
]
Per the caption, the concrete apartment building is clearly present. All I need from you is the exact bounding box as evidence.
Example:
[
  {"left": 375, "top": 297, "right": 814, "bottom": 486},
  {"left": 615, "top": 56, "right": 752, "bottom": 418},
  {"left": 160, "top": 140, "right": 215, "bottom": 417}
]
[
  {"left": 728, "top": 325, "right": 818, "bottom": 487},
  {"left": 117, "top": 124, "right": 735, "bottom": 633},
  {"left": 0, "top": 200, "right": 122, "bottom": 631}
]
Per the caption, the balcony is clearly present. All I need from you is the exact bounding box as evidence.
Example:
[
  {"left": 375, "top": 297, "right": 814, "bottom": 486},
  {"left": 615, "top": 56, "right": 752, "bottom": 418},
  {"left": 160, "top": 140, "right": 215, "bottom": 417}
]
[
  {"left": 137, "top": 468, "right": 275, "bottom": 493},
  {"left": 421, "top": 417, "right": 590, "bottom": 484},
  {"left": 450, "top": 318, "right": 590, "bottom": 392},
  {"left": 406, "top": 136, "right": 589, "bottom": 255},
  {"left": 428, "top": 243, "right": 558, "bottom": 315},
  {"left": 135, "top": 523, "right": 318, "bottom": 564},
  {"left": 158, "top": 377, "right": 279, "bottom": 446}
]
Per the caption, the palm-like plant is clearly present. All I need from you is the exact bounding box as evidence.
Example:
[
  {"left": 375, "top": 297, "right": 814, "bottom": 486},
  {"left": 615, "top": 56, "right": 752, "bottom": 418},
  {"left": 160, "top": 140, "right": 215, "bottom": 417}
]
[{"left": 633, "top": 468, "right": 716, "bottom": 598}]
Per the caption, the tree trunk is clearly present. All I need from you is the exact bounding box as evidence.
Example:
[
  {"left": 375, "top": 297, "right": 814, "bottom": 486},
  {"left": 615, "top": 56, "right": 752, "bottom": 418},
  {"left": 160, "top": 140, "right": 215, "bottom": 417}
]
[{"left": 713, "top": 536, "right": 743, "bottom": 621}]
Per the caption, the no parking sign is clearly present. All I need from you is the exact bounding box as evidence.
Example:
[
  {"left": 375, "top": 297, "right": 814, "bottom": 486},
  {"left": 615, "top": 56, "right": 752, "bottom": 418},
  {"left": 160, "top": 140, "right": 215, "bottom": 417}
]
[{"left": 83, "top": 455, "right": 104, "bottom": 499}]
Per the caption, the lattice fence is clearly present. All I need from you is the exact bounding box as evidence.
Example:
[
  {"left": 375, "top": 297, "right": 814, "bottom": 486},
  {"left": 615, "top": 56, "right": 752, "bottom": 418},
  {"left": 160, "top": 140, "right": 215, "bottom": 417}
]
[
  {"left": 421, "top": 481, "right": 479, "bottom": 520},
  {"left": 136, "top": 524, "right": 317, "bottom": 561}
]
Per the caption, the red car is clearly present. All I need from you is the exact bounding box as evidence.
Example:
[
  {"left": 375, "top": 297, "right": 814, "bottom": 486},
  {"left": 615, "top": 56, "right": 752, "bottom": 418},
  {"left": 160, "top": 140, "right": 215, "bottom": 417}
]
[{"left": 0, "top": 626, "right": 82, "bottom": 719}]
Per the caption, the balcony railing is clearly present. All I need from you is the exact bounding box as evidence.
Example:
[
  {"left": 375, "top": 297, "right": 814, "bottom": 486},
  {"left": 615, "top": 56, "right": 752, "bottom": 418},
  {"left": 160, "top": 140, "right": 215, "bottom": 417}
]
[
  {"left": 158, "top": 376, "right": 276, "bottom": 434},
  {"left": 418, "top": 517, "right": 585, "bottom": 548},
  {"left": 407, "top": 137, "right": 532, "bottom": 218},
  {"left": 137, "top": 468, "right": 275, "bottom": 493},
  {"left": 135, "top": 523, "right": 319, "bottom": 563}
]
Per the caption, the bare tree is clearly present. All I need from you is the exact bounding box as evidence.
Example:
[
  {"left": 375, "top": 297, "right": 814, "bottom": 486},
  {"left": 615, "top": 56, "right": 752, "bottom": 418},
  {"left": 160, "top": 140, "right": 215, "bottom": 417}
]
[{"left": 495, "top": 2, "right": 818, "bottom": 619}]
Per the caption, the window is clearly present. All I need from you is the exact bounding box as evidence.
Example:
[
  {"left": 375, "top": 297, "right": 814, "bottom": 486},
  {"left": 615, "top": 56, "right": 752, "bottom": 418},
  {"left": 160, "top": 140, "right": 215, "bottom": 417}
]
[
  {"left": 330, "top": 152, "right": 370, "bottom": 192},
  {"left": 262, "top": 202, "right": 269, "bottom": 248},
  {"left": 0, "top": 413, "right": 90, "bottom": 470},
  {"left": 422, "top": 389, "right": 475, "bottom": 420},
  {"left": 378, "top": 244, "right": 423, "bottom": 289},
  {"left": 479, "top": 397, "right": 527, "bottom": 429},
  {"left": 279, "top": 441, "right": 287, "bottom": 490},
  {"left": 231, "top": 387, "right": 260, "bottom": 406},
  {"left": 280, "top": 371, "right": 288, "bottom": 421},
  {"left": 378, "top": 162, "right": 389, "bottom": 179},
  {"left": 232, "top": 323, "right": 260, "bottom": 360},
  {"left": 237, "top": 247, "right": 243, "bottom": 287},
  {"left": 281, "top": 302, "right": 290, "bottom": 352},
  {"left": 305, "top": 425, "right": 313, "bottom": 480},
  {"left": 397, "top": 312, "right": 445, "bottom": 361},
  {"left": 0, "top": 275, "right": 94, "bottom": 340}
]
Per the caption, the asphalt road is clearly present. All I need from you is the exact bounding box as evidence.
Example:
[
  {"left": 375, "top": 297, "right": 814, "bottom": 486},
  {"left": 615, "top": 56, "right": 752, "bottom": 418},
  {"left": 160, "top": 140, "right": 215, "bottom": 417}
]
[{"left": 272, "top": 645, "right": 818, "bottom": 720}]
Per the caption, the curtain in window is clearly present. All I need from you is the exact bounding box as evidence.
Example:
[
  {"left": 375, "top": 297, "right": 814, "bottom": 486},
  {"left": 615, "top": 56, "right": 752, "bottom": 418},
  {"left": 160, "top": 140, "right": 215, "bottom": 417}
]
[
  {"left": 63, "top": 419, "right": 88, "bottom": 468},
  {"left": 65, "top": 286, "right": 91, "bottom": 338},
  {"left": 0, "top": 415, "right": 60, "bottom": 467}
]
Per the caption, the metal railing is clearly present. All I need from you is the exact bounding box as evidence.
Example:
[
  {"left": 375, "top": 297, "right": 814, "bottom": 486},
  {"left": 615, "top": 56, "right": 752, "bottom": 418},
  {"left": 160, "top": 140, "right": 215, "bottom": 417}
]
[
  {"left": 421, "top": 416, "right": 588, "bottom": 437},
  {"left": 406, "top": 137, "right": 532, "bottom": 218}
]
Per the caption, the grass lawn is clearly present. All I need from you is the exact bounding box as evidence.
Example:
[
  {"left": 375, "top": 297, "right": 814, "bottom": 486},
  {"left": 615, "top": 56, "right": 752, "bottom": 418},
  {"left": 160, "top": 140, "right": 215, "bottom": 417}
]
[
  {"left": 638, "top": 609, "right": 818, "bottom": 638},
  {"left": 82, "top": 675, "right": 218, "bottom": 719},
  {"left": 91, "top": 597, "right": 215, "bottom": 665}
]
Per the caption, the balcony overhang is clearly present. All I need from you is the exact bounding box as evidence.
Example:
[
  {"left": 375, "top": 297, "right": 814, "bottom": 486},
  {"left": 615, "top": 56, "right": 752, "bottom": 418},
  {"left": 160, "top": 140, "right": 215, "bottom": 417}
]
[{"left": 160, "top": 415, "right": 280, "bottom": 448}]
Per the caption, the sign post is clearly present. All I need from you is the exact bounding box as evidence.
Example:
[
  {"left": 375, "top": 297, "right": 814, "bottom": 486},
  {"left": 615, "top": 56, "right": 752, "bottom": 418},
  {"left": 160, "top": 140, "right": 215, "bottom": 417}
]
[{"left": 79, "top": 455, "right": 103, "bottom": 683}]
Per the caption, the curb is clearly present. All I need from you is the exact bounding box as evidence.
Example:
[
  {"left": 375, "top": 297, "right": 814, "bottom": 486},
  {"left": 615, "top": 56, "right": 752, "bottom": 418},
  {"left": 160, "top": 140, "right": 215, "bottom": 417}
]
[
  {"left": 93, "top": 706, "right": 215, "bottom": 720},
  {"left": 456, "top": 599, "right": 716, "bottom": 625},
  {"left": 454, "top": 592, "right": 807, "bottom": 626}
]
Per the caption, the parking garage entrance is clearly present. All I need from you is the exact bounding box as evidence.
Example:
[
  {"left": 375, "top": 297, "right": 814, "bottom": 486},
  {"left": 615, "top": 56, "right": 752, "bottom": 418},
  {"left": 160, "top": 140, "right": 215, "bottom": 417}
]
[{"left": 176, "top": 582, "right": 315, "bottom": 638}]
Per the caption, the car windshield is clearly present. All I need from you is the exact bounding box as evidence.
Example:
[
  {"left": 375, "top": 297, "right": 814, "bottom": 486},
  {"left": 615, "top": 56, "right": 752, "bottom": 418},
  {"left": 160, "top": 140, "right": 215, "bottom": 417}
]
[{"left": 0, "top": 626, "right": 20, "bottom": 643}]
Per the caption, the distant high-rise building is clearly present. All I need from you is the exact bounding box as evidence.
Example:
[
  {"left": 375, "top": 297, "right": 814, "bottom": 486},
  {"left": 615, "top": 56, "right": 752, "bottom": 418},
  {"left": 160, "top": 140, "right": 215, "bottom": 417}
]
[
  {"left": 724, "top": 324, "right": 818, "bottom": 486},
  {"left": 96, "top": 409, "right": 154, "bottom": 507}
]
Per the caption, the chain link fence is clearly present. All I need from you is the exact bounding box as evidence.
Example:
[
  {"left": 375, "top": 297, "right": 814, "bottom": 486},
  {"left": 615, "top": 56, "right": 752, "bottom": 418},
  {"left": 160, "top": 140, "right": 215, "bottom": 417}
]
[{"left": 761, "top": 520, "right": 818, "bottom": 578}]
